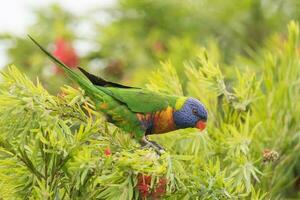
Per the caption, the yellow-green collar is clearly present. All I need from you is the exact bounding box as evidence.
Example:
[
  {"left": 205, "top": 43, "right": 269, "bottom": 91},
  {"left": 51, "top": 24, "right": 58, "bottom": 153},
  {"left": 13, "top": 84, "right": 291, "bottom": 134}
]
[{"left": 175, "top": 97, "right": 187, "bottom": 110}]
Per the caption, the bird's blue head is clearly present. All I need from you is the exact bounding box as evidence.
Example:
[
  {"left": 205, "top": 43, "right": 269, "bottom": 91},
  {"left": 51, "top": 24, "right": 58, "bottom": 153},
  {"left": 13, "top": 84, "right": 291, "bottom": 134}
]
[{"left": 173, "top": 97, "right": 208, "bottom": 131}]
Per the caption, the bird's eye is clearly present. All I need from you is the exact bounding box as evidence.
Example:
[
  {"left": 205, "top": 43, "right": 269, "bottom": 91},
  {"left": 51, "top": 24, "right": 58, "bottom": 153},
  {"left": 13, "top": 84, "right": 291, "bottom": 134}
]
[{"left": 192, "top": 108, "right": 198, "bottom": 115}]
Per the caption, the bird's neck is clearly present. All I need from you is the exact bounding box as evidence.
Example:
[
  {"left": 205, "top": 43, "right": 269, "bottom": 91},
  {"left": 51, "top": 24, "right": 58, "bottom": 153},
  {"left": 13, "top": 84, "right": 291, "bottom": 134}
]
[{"left": 152, "top": 106, "right": 176, "bottom": 134}]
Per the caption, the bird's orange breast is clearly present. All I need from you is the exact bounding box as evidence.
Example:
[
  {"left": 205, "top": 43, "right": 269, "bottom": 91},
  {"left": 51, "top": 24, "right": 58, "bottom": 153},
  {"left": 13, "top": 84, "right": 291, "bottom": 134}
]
[{"left": 136, "top": 106, "right": 176, "bottom": 134}]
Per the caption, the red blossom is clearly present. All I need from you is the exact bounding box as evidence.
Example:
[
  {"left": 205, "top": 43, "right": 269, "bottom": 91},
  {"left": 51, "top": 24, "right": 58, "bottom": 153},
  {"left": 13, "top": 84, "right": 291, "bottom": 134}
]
[
  {"left": 104, "top": 147, "right": 111, "bottom": 156},
  {"left": 53, "top": 37, "right": 79, "bottom": 74},
  {"left": 152, "top": 178, "right": 167, "bottom": 199},
  {"left": 137, "top": 174, "right": 167, "bottom": 199},
  {"left": 137, "top": 174, "right": 151, "bottom": 199}
]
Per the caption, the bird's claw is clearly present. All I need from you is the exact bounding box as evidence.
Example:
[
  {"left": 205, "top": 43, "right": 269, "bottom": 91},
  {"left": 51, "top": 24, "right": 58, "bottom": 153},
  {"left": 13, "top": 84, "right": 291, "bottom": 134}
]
[{"left": 140, "top": 136, "right": 165, "bottom": 155}]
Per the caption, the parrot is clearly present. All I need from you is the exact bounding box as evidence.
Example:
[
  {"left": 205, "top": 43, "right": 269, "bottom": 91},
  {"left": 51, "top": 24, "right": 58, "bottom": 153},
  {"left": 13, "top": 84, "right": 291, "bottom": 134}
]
[{"left": 29, "top": 36, "right": 208, "bottom": 153}]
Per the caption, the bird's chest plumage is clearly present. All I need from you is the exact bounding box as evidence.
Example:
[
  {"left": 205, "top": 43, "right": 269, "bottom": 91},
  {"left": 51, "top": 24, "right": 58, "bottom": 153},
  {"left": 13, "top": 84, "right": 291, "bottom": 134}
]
[{"left": 136, "top": 106, "right": 176, "bottom": 134}]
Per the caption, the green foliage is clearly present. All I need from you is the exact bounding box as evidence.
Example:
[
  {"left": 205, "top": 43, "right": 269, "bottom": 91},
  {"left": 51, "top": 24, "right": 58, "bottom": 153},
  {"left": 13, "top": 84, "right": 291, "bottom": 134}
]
[
  {"left": 148, "top": 21, "right": 300, "bottom": 199},
  {"left": 146, "top": 61, "right": 183, "bottom": 96},
  {"left": 95, "top": 0, "right": 300, "bottom": 83}
]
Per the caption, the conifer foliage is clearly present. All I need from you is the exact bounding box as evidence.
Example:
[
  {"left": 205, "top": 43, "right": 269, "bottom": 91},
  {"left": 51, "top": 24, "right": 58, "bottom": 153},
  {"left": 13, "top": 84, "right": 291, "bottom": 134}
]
[{"left": 0, "top": 22, "right": 300, "bottom": 199}]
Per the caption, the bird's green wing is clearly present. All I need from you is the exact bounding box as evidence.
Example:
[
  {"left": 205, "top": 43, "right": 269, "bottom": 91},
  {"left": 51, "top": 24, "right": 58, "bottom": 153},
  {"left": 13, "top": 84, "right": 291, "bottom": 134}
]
[
  {"left": 98, "top": 87, "right": 178, "bottom": 113},
  {"left": 76, "top": 66, "right": 180, "bottom": 113}
]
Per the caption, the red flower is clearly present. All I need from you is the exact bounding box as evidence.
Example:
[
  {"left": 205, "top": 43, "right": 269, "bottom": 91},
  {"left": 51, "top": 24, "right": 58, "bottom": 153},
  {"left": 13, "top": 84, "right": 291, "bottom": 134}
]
[
  {"left": 152, "top": 178, "right": 167, "bottom": 199},
  {"left": 137, "top": 174, "right": 167, "bottom": 199},
  {"left": 104, "top": 147, "right": 111, "bottom": 156},
  {"left": 137, "top": 174, "right": 151, "bottom": 199},
  {"left": 53, "top": 37, "right": 79, "bottom": 74}
]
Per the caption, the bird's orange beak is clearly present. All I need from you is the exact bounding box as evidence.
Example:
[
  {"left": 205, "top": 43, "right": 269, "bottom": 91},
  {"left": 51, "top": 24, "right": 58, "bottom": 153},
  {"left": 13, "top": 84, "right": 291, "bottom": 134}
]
[{"left": 196, "top": 120, "right": 206, "bottom": 131}]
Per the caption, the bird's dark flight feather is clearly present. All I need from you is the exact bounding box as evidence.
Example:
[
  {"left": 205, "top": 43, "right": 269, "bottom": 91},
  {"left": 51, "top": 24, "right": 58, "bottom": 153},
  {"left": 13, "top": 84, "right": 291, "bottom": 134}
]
[{"left": 78, "top": 67, "right": 137, "bottom": 89}]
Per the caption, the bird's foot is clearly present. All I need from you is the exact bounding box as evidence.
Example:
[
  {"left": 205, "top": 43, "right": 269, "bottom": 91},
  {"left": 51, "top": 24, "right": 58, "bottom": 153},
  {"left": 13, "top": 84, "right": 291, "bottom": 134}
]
[{"left": 140, "top": 136, "right": 165, "bottom": 155}]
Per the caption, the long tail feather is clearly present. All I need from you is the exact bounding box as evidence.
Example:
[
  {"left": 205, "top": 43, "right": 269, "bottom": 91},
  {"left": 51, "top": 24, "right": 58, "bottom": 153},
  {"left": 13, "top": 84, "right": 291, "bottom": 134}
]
[{"left": 28, "top": 35, "right": 97, "bottom": 94}]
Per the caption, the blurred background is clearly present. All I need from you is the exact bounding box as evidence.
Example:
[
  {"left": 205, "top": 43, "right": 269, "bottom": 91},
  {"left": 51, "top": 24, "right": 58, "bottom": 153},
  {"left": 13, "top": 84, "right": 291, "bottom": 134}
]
[{"left": 1, "top": 0, "right": 300, "bottom": 93}]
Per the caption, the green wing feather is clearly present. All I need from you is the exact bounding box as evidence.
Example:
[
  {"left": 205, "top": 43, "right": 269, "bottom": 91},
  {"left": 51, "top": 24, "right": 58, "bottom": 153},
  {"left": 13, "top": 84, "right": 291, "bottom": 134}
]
[
  {"left": 76, "top": 66, "right": 179, "bottom": 113},
  {"left": 98, "top": 87, "right": 178, "bottom": 113}
]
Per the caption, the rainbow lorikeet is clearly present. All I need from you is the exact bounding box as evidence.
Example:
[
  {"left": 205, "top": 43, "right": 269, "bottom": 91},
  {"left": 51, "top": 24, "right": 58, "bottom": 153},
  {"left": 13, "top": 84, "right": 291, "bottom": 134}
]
[{"left": 29, "top": 36, "right": 208, "bottom": 153}]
